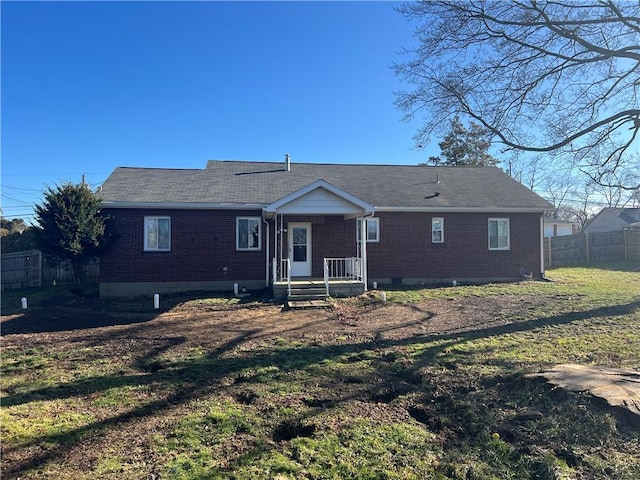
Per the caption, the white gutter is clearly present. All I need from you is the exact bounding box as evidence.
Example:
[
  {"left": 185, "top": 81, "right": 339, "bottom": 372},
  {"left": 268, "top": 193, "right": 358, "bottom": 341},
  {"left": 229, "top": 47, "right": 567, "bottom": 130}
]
[
  {"left": 102, "top": 202, "right": 552, "bottom": 215},
  {"left": 101, "top": 201, "right": 267, "bottom": 210},
  {"left": 376, "top": 206, "right": 553, "bottom": 213}
]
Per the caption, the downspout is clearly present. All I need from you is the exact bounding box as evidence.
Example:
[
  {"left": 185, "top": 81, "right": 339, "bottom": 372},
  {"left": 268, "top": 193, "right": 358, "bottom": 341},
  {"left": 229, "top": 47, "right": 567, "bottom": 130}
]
[
  {"left": 263, "top": 217, "right": 270, "bottom": 287},
  {"left": 279, "top": 214, "right": 284, "bottom": 279}
]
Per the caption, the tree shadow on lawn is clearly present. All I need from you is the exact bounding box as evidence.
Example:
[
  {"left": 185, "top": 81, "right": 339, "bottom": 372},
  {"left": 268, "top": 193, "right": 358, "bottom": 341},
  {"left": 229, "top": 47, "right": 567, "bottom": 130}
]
[
  {"left": 3, "top": 299, "right": 639, "bottom": 477},
  {"left": 0, "top": 307, "right": 160, "bottom": 334},
  {"left": 0, "top": 289, "right": 269, "bottom": 335}
]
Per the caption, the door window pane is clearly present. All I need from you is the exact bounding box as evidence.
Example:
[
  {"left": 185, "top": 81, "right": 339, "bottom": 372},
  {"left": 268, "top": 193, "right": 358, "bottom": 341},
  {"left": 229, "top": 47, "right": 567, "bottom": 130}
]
[
  {"left": 293, "top": 227, "right": 307, "bottom": 245},
  {"left": 293, "top": 245, "right": 307, "bottom": 262},
  {"left": 292, "top": 227, "right": 307, "bottom": 261}
]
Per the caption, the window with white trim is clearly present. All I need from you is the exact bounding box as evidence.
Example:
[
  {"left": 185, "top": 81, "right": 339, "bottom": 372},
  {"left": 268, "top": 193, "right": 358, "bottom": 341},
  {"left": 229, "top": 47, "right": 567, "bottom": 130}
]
[
  {"left": 488, "top": 218, "right": 510, "bottom": 250},
  {"left": 144, "top": 216, "right": 171, "bottom": 251},
  {"left": 236, "top": 217, "right": 261, "bottom": 250},
  {"left": 357, "top": 218, "right": 379, "bottom": 243},
  {"left": 432, "top": 217, "right": 444, "bottom": 243}
]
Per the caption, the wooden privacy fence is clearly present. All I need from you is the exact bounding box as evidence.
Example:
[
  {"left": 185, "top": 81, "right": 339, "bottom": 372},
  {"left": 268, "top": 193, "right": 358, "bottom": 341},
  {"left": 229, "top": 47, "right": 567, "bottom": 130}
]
[
  {"left": 544, "top": 229, "right": 640, "bottom": 268},
  {"left": 1, "top": 250, "right": 42, "bottom": 289},
  {"left": 1, "top": 250, "right": 100, "bottom": 290}
]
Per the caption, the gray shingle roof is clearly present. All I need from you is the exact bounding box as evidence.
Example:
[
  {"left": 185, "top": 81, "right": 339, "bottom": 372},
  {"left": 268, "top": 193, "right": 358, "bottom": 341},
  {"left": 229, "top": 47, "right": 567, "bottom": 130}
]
[
  {"left": 99, "top": 160, "right": 553, "bottom": 210},
  {"left": 584, "top": 207, "right": 640, "bottom": 232}
]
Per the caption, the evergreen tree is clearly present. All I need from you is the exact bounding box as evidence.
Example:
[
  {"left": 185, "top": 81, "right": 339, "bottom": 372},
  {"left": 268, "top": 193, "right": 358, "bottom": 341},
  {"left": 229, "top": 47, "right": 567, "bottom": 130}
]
[
  {"left": 427, "top": 117, "right": 498, "bottom": 166},
  {"left": 34, "top": 182, "right": 110, "bottom": 284}
]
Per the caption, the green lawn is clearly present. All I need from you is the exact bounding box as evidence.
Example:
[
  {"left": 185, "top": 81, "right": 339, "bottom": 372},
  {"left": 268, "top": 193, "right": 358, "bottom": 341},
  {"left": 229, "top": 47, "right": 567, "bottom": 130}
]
[{"left": 1, "top": 262, "right": 639, "bottom": 479}]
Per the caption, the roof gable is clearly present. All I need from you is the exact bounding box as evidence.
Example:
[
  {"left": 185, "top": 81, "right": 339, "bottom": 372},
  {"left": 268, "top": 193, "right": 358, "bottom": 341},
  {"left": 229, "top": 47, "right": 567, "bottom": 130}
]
[
  {"left": 264, "top": 180, "right": 375, "bottom": 217},
  {"left": 585, "top": 207, "right": 640, "bottom": 233}
]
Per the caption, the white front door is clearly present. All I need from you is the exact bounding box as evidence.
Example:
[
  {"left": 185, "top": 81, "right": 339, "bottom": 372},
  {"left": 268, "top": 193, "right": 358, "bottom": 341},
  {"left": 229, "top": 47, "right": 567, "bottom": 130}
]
[{"left": 288, "top": 223, "right": 312, "bottom": 277}]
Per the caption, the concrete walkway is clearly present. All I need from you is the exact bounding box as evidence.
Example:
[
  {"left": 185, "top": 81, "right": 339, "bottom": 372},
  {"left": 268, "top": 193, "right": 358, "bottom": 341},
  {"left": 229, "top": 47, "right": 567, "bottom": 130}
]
[{"left": 529, "top": 364, "right": 640, "bottom": 427}]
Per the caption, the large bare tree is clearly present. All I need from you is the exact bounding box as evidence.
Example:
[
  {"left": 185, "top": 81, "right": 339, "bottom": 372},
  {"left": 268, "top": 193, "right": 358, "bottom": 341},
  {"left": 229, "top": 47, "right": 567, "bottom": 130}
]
[{"left": 395, "top": 0, "right": 639, "bottom": 190}]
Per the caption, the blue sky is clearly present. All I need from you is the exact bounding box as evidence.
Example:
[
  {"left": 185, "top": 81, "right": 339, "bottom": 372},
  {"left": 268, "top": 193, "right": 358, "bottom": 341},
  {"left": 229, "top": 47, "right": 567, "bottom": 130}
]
[{"left": 1, "top": 1, "right": 435, "bottom": 223}]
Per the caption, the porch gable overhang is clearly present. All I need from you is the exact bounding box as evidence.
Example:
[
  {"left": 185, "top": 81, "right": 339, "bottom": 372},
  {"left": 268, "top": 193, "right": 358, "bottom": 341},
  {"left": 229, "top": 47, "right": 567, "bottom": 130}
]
[{"left": 263, "top": 179, "right": 375, "bottom": 218}]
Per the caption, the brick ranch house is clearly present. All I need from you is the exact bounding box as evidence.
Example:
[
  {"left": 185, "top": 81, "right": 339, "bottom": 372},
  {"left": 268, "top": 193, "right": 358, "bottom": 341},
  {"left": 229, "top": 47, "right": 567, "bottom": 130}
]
[{"left": 98, "top": 158, "right": 554, "bottom": 298}]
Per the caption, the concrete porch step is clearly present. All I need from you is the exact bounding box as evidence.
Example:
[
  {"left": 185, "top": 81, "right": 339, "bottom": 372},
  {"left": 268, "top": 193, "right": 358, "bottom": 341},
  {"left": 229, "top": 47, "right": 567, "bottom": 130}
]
[
  {"left": 287, "top": 298, "right": 332, "bottom": 309},
  {"left": 273, "top": 279, "right": 364, "bottom": 300},
  {"left": 288, "top": 286, "right": 328, "bottom": 298},
  {"left": 288, "top": 293, "right": 329, "bottom": 302},
  {"left": 287, "top": 283, "right": 329, "bottom": 306}
]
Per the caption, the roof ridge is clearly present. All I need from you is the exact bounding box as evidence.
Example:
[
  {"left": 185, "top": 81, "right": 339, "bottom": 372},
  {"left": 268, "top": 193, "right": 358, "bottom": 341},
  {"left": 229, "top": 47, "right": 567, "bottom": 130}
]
[
  {"left": 205, "top": 159, "right": 494, "bottom": 168},
  {"left": 116, "top": 166, "right": 203, "bottom": 172}
]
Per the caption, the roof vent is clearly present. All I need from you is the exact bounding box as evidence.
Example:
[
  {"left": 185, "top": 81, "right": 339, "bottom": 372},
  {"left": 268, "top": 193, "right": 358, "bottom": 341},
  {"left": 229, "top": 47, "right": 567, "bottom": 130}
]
[{"left": 285, "top": 153, "right": 291, "bottom": 172}]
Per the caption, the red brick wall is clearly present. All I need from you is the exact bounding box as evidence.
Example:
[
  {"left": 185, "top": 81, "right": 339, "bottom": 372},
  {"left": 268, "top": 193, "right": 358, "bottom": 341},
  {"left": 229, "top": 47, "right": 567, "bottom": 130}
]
[
  {"left": 366, "top": 212, "right": 542, "bottom": 279},
  {"left": 101, "top": 209, "right": 542, "bottom": 284},
  {"left": 100, "top": 208, "right": 266, "bottom": 283}
]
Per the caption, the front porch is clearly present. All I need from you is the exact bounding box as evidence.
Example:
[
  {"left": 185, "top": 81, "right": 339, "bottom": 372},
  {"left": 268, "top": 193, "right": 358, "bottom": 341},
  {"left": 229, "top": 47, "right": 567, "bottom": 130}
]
[
  {"left": 271, "top": 257, "right": 366, "bottom": 301},
  {"left": 263, "top": 179, "right": 376, "bottom": 302},
  {"left": 273, "top": 278, "right": 366, "bottom": 301}
]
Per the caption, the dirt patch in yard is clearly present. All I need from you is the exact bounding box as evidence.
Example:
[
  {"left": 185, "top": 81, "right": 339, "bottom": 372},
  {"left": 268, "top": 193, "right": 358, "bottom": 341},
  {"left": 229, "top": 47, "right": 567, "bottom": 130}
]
[
  {"left": 2, "top": 287, "right": 639, "bottom": 479},
  {"left": 1, "top": 292, "right": 552, "bottom": 351}
]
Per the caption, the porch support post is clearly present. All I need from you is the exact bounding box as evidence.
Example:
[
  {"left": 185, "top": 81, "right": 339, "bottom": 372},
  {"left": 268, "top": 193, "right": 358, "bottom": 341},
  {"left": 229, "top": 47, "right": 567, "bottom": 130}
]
[
  {"left": 277, "top": 213, "right": 282, "bottom": 281},
  {"left": 360, "top": 216, "right": 368, "bottom": 291},
  {"left": 263, "top": 217, "right": 270, "bottom": 287},
  {"left": 356, "top": 216, "right": 368, "bottom": 292}
]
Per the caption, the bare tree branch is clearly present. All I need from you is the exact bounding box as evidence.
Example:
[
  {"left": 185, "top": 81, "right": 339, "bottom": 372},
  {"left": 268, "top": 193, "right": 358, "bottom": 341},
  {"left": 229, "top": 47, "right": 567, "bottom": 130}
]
[{"left": 395, "top": 0, "right": 640, "bottom": 190}]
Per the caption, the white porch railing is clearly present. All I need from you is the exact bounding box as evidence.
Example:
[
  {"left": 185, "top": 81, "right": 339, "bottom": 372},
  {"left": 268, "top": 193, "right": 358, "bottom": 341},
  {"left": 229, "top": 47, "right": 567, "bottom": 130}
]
[
  {"left": 273, "top": 257, "right": 292, "bottom": 296},
  {"left": 272, "top": 257, "right": 278, "bottom": 284},
  {"left": 324, "top": 257, "right": 362, "bottom": 281},
  {"left": 273, "top": 258, "right": 291, "bottom": 282},
  {"left": 323, "top": 259, "right": 330, "bottom": 296},
  {"left": 286, "top": 259, "right": 291, "bottom": 297},
  {"left": 274, "top": 256, "right": 361, "bottom": 297}
]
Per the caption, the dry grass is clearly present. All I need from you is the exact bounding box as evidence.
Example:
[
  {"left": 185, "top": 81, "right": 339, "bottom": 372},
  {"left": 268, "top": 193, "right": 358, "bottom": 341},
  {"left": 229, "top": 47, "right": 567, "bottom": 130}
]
[{"left": 1, "top": 262, "right": 639, "bottom": 479}]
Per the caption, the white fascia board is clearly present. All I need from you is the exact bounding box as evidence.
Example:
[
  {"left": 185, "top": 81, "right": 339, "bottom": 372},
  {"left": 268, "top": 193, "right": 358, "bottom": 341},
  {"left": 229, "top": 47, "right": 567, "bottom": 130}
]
[
  {"left": 544, "top": 219, "right": 578, "bottom": 225},
  {"left": 264, "top": 179, "right": 375, "bottom": 214},
  {"left": 375, "top": 206, "right": 553, "bottom": 213},
  {"left": 100, "top": 201, "right": 266, "bottom": 210}
]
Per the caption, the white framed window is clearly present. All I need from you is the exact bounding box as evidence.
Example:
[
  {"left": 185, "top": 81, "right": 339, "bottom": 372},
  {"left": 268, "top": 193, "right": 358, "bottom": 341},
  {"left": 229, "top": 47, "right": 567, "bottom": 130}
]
[
  {"left": 236, "top": 217, "right": 261, "bottom": 251},
  {"left": 432, "top": 217, "right": 444, "bottom": 243},
  {"left": 144, "top": 216, "right": 171, "bottom": 251},
  {"left": 488, "top": 218, "right": 510, "bottom": 250},
  {"left": 357, "top": 218, "right": 379, "bottom": 243}
]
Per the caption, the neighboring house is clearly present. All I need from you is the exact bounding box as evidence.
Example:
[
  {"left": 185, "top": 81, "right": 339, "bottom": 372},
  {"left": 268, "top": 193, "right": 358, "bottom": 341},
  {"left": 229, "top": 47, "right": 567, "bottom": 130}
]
[
  {"left": 544, "top": 215, "right": 579, "bottom": 237},
  {"left": 98, "top": 158, "right": 554, "bottom": 298},
  {"left": 583, "top": 208, "right": 640, "bottom": 234}
]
